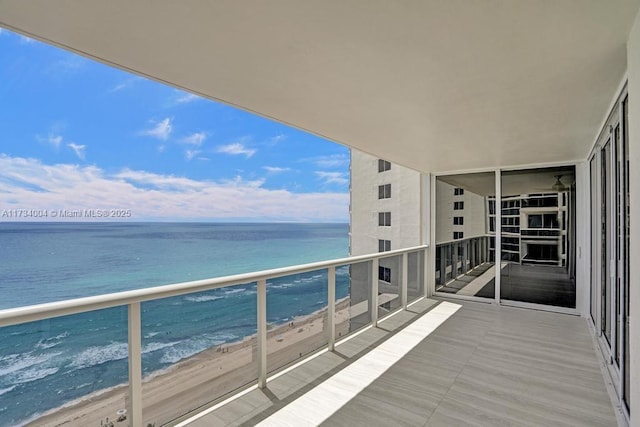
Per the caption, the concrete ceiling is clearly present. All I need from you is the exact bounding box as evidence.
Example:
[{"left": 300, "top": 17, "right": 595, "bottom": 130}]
[
  {"left": 438, "top": 166, "right": 575, "bottom": 197},
  {"left": 1, "top": 1, "right": 638, "bottom": 173}
]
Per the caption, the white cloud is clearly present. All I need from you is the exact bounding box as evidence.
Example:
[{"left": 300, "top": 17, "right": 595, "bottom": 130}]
[
  {"left": 315, "top": 171, "right": 349, "bottom": 186},
  {"left": 304, "top": 154, "right": 349, "bottom": 168},
  {"left": 216, "top": 142, "right": 256, "bottom": 158},
  {"left": 181, "top": 132, "right": 206, "bottom": 147},
  {"left": 263, "top": 166, "right": 291, "bottom": 174},
  {"left": 268, "top": 134, "right": 286, "bottom": 144},
  {"left": 185, "top": 149, "right": 200, "bottom": 161},
  {"left": 67, "top": 143, "right": 86, "bottom": 160},
  {"left": 0, "top": 155, "right": 348, "bottom": 221},
  {"left": 110, "top": 77, "right": 140, "bottom": 93},
  {"left": 41, "top": 134, "right": 63, "bottom": 149},
  {"left": 141, "top": 118, "right": 172, "bottom": 141},
  {"left": 175, "top": 93, "right": 200, "bottom": 104},
  {"left": 20, "top": 35, "right": 34, "bottom": 44}
]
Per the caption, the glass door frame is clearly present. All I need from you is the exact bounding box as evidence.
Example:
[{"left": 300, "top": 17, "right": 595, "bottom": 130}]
[
  {"left": 430, "top": 167, "right": 580, "bottom": 315},
  {"left": 586, "top": 86, "right": 629, "bottom": 420}
]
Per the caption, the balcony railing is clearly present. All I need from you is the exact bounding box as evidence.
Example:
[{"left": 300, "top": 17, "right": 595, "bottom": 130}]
[
  {"left": 434, "top": 236, "right": 491, "bottom": 285},
  {"left": 0, "top": 245, "right": 427, "bottom": 427}
]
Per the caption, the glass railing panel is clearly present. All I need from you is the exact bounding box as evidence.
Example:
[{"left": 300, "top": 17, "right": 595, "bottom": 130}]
[
  {"left": 266, "top": 271, "right": 328, "bottom": 374},
  {"left": 0, "top": 307, "right": 128, "bottom": 427},
  {"left": 435, "top": 246, "right": 442, "bottom": 286},
  {"left": 456, "top": 242, "right": 465, "bottom": 276},
  {"left": 378, "top": 254, "right": 401, "bottom": 319},
  {"left": 444, "top": 244, "right": 453, "bottom": 282},
  {"left": 335, "top": 264, "right": 351, "bottom": 340},
  {"left": 140, "top": 283, "right": 257, "bottom": 426},
  {"left": 347, "top": 261, "right": 372, "bottom": 333},
  {"left": 407, "top": 250, "right": 424, "bottom": 303}
]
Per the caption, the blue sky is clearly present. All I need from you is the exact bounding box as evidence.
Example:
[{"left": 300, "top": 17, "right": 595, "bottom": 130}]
[{"left": 0, "top": 29, "right": 350, "bottom": 222}]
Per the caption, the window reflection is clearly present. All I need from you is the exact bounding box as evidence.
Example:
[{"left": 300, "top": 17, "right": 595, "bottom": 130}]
[
  {"left": 435, "top": 172, "right": 495, "bottom": 299},
  {"left": 500, "top": 166, "right": 576, "bottom": 308}
]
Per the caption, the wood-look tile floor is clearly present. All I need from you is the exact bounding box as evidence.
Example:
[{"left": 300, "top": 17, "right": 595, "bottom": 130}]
[{"left": 185, "top": 299, "right": 618, "bottom": 427}]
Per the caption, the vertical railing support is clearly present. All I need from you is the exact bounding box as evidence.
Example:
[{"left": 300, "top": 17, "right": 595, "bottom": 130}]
[
  {"left": 128, "top": 302, "right": 143, "bottom": 427},
  {"left": 257, "top": 279, "right": 267, "bottom": 388},
  {"left": 452, "top": 243, "right": 459, "bottom": 277},
  {"left": 371, "top": 258, "right": 379, "bottom": 327},
  {"left": 401, "top": 253, "right": 408, "bottom": 309},
  {"left": 439, "top": 246, "right": 446, "bottom": 286},
  {"left": 424, "top": 248, "right": 430, "bottom": 297},
  {"left": 327, "top": 266, "right": 336, "bottom": 351}
]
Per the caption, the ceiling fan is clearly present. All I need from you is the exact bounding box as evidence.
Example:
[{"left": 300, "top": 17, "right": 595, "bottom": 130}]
[
  {"left": 532, "top": 174, "right": 571, "bottom": 193},
  {"left": 551, "top": 175, "right": 567, "bottom": 192}
]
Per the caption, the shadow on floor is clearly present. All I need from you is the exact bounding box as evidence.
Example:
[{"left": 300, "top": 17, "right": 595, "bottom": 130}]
[{"left": 436, "top": 263, "right": 492, "bottom": 294}]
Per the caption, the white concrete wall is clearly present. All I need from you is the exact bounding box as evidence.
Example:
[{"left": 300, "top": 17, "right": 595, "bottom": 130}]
[
  {"left": 627, "top": 8, "right": 640, "bottom": 425},
  {"left": 350, "top": 150, "right": 422, "bottom": 255},
  {"left": 435, "top": 179, "right": 487, "bottom": 244}
]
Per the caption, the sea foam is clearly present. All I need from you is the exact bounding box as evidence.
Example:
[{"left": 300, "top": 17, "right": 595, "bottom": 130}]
[
  {"left": 69, "top": 342, "right": 128, "bottom": 369},
  {"left": 184, "top": 295, "right": 223, "bottom": 303},
  {"left": 0, "top": 352, "right": 61, "bottom": 377}
]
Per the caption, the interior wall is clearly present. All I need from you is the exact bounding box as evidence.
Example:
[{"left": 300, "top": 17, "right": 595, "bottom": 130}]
[{"left": 626, "top": 7, "right": 640, "bottom": 425}]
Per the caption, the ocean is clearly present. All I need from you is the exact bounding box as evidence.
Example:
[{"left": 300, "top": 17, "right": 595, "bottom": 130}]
[{"left": 0, "top": 222, "right": 350, "bottom": 426}]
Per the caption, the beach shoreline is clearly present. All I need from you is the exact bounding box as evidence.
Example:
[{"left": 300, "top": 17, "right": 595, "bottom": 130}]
[{"left": 26, "top": 298, "right": 351, "bottom": 427}]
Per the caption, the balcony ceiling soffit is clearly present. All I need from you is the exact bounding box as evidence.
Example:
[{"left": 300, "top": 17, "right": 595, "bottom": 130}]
[{"left": 0, "top": 1, "right": 638, "bottom": 173}]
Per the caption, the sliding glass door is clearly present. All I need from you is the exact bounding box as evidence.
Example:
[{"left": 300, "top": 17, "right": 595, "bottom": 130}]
[
  {"left": 589, "top": 91, "right": 630, "bottom": 417},
  {"left": 499, "top": 167, "right": 576, "bottom": 308}
]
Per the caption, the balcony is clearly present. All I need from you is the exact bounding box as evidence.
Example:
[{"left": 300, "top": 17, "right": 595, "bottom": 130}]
[
  {"left": 0, "top": 244, "right": 618, "bottom": 427},
  {"left": 185, "top": 298, "right": 617, "bottom": 426}
]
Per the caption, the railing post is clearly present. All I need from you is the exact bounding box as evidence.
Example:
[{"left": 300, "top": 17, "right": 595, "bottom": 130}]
[
  {"left": 327, "top": 267, "right": 336, "bottom": 351},
  {"left": 128, "top": 302, "right": 143, "bottom": 427},
  {"left": 462, "top": 241, "right": 467, "bottom": 274},
  {"left": 371, "top": 258, "right": 379, "bottom": 327},
  {"left": 424, "top": 248, "right": 430, "bottom": 297},
  {"left": 438, "top": 246, "right": 446, "bottom": 286},
  {"left": 452, "top": 242, "right": 458, "bottom": 277},
  {"left": 257, "top": 279, "right": 267, "bottom": 388},
  {"left": 401, "top": 253, "right": 408, "bottom": 309}
]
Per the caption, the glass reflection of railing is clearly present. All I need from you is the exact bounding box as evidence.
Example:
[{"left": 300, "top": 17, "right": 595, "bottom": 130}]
[
  {"left": 0, "top": 245, "right": 427, "bottom": 427},
  {"left": 521, "top": 196, "right": 558, "bottom": 208},
  {"left": 434, "top": 236, "right": 490, "bottom": 286},
  {"left": 521, "top": 229, "right": 561, "bottom": 237}
]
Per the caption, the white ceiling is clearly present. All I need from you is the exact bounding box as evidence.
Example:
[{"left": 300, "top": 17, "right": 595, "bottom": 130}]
[
  {"left": 1, "top": 1, "right": 638, "bottom": 173},
  {"left": 439, "top": 166, "right": 575, "bottom": 196}
]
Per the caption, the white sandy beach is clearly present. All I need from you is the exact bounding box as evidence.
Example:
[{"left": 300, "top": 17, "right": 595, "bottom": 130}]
[{"left": 27, "top": 299, "right": 352, "bottom": 427}]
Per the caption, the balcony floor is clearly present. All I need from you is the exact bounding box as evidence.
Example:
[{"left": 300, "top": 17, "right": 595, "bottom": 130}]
[{"left": 183, "top": 298, "right": 618, "bottom": 427}]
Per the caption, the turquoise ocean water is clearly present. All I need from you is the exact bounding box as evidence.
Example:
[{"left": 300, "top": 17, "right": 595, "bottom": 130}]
[{"left": 0, "top": 222, "right": 350, "bottom": 426}]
